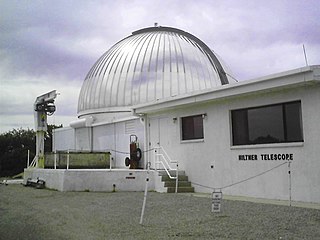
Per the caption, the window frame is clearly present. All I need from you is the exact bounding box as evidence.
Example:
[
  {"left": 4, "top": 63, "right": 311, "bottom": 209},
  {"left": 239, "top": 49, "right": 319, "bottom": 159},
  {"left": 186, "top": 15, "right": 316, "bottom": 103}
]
[
  {"left": 231, "top": 101, "right": 304, "bottom": 146},
  {"left": 180, "top": 114, "right": 204, "bottom": 141}
]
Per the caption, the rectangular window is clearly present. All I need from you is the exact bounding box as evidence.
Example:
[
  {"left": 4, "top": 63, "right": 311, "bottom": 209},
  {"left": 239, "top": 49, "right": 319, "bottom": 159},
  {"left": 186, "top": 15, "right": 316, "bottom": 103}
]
[
  {"left": 181, "top": 115, "right": 204, "bottom": 140},
  {"left": 231, "top": 101, "right": 303, "bottom": 145}
]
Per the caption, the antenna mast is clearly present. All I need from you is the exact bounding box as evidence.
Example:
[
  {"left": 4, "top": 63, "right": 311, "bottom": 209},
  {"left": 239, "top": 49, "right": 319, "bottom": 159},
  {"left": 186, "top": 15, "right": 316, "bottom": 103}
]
[{"left": 303, "top": 44, "right": 309, "bottom": 66}]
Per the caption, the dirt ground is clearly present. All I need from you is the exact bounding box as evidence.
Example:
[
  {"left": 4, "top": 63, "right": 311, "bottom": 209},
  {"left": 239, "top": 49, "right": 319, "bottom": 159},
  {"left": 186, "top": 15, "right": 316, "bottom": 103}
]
[{"left": 1, "top": 184, "right": 320, "bottom": 240}]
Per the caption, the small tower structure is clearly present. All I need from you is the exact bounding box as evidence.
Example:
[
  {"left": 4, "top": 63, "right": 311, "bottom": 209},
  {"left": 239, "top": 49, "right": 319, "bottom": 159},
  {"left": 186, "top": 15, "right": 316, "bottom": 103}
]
[{"left": 31, "top": 90, "right": 57, "bottom": 168}]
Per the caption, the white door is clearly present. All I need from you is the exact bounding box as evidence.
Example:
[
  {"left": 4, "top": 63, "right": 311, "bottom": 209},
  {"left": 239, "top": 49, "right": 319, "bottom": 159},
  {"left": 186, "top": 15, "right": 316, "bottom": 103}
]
[{"left": 148, "top": 117, "right": 170, "bottom": 169}]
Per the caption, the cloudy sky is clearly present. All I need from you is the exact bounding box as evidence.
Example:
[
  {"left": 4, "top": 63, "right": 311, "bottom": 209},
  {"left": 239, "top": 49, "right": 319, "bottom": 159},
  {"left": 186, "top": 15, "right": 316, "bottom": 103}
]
[{"left": 0, "top": 0, "right": 319, "bottom": 133}]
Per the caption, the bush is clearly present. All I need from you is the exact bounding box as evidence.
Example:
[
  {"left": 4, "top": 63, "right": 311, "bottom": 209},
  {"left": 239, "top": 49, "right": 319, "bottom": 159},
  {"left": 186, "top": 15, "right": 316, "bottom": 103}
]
[{"left": 0, "top": 125, "right": 62, "bottom": 177}]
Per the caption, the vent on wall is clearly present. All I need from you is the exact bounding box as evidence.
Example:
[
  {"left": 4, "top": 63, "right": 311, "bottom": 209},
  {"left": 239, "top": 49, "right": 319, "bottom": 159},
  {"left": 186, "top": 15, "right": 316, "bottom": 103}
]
[{"left": 125, "top": 120, "right": 135, "bottom": 134}]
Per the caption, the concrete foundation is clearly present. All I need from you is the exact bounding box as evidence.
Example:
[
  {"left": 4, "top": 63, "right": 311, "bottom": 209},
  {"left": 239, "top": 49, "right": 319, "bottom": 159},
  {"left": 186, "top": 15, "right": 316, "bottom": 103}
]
[{"left": 24, "top": 168, "right": 161, "bottom": 192}]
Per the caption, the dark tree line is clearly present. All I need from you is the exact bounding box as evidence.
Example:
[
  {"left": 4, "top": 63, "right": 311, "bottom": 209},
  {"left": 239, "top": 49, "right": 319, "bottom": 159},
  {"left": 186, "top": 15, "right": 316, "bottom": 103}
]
[{"left": 0, "top": 125, "right": 62, "bottom": 177}]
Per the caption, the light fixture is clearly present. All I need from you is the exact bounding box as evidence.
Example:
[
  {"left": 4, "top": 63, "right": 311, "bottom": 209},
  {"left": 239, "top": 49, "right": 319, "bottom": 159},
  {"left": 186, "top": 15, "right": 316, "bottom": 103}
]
[{"left": 202, "top": 113, "right": 207, "bottom": 119}]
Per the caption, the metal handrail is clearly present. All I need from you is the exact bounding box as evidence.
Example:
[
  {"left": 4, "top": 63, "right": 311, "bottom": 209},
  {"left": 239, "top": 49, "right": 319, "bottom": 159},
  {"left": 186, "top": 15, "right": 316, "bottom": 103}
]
[
  {"left": 156, "top": 155, "right": 177, "bottom": 179},
  {"left": 154, "top": 146, "right": 179, "bottom": 193},
  {"left": 155, "top": 146, "right": 177, "bottom": 164}
]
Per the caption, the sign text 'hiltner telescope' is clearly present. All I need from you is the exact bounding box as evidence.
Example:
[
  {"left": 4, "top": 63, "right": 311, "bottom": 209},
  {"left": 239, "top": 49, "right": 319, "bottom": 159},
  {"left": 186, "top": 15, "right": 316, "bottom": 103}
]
[{"left": 238, "top": 153, "right": 294, "bottom": 161}]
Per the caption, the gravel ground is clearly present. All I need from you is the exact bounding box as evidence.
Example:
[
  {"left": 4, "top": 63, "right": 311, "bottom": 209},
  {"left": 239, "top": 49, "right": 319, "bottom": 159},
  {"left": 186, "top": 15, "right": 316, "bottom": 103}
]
[{"left": 0, "top": 184, "right": 320, "bottom": 240}]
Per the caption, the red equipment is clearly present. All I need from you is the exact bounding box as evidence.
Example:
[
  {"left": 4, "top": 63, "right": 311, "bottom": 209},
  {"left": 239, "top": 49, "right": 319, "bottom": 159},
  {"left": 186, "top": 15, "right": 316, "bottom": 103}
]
[{"left": 125, "top": 135, "right": 142, "bottom": 169}]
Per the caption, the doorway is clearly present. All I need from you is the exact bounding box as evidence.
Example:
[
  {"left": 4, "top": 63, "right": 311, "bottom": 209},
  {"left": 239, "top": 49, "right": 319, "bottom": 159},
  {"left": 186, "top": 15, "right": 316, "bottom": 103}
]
[{"left": 148, "top": 117, "right": 170, "bottom": 169}]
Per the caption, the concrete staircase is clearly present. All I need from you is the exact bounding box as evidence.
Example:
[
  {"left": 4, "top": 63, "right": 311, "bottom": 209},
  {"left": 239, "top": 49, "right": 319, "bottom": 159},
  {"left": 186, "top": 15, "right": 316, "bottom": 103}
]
[{"left": 158, "top": 170, "right": 194, "bottom": 193}]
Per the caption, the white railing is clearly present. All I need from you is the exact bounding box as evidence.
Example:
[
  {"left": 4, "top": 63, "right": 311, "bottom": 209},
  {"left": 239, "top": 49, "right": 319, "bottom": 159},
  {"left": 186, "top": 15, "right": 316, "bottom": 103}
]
[
  {"left": 29, "top": 155, "right": 38, "bottom": 168},
  {"left": 154, "top": 146, "right": 179, "bottom": 193},
  {"left": 28, "top": 150, "right": 110, "bottom": 170}
]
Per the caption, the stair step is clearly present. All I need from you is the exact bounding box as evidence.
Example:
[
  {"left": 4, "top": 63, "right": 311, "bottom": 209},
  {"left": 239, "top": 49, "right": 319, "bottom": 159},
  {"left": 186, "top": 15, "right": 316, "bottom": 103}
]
[
  {"left": 161, "top": 175, "right": 188, "bottom": 182},
  {"left": 167, "top": 186, "right": 195, "bottom": 193},
  {"left": 164, "top": 181, "right": 192, "bottom": 188},
  {"left": 157, "top": 169, "right": 194, "bottom": 193},
  {"left": 158, "top": 170, "right": 185, "bottom": 177}
]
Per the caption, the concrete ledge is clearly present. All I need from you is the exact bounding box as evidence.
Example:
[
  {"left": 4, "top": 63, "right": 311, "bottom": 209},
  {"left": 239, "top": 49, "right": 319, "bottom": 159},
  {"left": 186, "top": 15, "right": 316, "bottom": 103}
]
[
  {"left": 24, "top": 169, "right": 65, "bottom": 190},
  {"left": 24, "top": 168, "right": 156, "bottom": 192}
]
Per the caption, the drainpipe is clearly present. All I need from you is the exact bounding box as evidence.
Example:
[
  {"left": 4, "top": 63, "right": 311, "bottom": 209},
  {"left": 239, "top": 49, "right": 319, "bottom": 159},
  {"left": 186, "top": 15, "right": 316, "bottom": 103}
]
[
  {"left": 113, "top": 122, "right": 116, "bottom": 169},
  {"left": 132, "top": 109, "right": 148, "bottom": 169},
  {"left": 142, "top": 116, "right": 148, "bottom": 170},
  {"left": 90, "top": 126, "right": 93, "bottom": 152}
]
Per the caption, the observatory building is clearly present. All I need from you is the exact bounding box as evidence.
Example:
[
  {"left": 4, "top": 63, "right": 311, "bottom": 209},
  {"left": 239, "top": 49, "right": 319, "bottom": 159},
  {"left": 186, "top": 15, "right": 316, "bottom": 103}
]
[{"left": 26, "top": 26, "right": 320, "bottom": 204}]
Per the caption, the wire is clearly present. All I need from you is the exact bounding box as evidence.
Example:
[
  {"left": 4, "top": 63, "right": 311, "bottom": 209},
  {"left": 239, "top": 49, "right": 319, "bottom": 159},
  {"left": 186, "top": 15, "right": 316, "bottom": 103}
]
[
  {"left": 226, "top": 72, "right": 239, "bottom": 82},
  {"left": 221, "top": 162, "right": 288, "bottom": 189},
  {"left": 50, "top": 148, "right": 289, "bottom": 192},
  {"left": 191, "top": 162, "right": 289, "bottom": 191},
  {"left": 191, "top": 181, "right": 214, "bottom": 190},
  {"left": 107, "top": 148, "right": 156, "bottom": 155}
]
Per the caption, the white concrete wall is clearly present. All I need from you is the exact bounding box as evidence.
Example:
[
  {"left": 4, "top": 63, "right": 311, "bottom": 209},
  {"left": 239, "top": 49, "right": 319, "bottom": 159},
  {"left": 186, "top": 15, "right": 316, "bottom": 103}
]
[
  {"left": 92, "top": 118, "right": 146, "bottom": 168},
  {"left": 62, "top": 169, "right": 154, "bottom": 192},
  {"left": 24, "top": 168, "right": 156, "bottom": 192},
  {"left": 24, "top": 168, "right": 65, "bottom": 190},
  {"left": 75, "top": 127, "right": 92, "bottom": 151},
  {"left": 53, "top": 117, "right": 146, "bottom": 169},
  {"left": 53, "top": 127, "right": 75, "bottom": 151},
  {"left": 147, "top": 84, "right": 320, "bottom": 203}
]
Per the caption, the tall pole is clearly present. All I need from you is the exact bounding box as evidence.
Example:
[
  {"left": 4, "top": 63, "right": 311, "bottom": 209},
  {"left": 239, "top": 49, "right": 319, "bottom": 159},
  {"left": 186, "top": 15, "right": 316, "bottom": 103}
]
[
  {"left": 27, "top": 149, "right": 30, "bottom": 168},
  {"left": 303, "top": 44, "right": 308, "bottom": 66},
  {"left": 140, "top": 161, "right": 150, "bottom": 225},
  {"left": 288, "top": 162, "right": 292, "bottom": 207}
]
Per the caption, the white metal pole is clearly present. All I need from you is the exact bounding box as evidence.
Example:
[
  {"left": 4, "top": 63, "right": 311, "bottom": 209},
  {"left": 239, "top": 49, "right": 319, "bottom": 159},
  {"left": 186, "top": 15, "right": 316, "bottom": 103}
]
[
  {"left": 288, "top": 162, "right": 292, "bottom": 207},
  {"left": 67, "top": 150, "right": 70, "bottom": 170},
  {"left": 175, "top": 162, "right": 179, "bottom": 194},
  {"left": 140, "top": 161, "right": 150, "bottom": 225},
  {"left": 109, "top": 155, "right": 112, "bottom": 171},
  {"left": 54, "top": 151, "right": 57, "bottom": 169},
  {"left": 27, "top": 149, "right": 30, "bottom": 168},
  {"left": 156, "top": 149, "right": 160, "bottom": 170}
]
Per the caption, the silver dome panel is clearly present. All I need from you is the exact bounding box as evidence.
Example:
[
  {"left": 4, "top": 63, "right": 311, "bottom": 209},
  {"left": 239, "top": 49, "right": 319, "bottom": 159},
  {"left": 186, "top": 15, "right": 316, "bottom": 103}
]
[{"left": 78, "top": 27, "right": 233, "bottom": 115}]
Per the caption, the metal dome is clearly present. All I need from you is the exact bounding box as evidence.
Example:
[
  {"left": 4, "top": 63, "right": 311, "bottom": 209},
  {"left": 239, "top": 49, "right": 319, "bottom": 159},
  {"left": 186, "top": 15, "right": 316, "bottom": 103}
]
[{"left": 78, "top": 26, "right": 234, "bottom": 116}]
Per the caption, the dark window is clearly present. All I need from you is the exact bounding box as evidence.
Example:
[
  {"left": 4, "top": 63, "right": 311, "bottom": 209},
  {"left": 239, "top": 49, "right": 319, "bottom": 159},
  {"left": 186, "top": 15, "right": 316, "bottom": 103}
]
[
  {"left": 232, "top": 101, "right": 303, "bottom": 145},
  {"left": 181, "top": 115, "right": 204, "bottom": 140}
]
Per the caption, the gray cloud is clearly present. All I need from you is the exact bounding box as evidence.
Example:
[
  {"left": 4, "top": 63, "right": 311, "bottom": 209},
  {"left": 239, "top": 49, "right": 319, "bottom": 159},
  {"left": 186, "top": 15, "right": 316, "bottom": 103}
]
[{"left": 0, "top": 0, "right": 319, "bottom": 132}]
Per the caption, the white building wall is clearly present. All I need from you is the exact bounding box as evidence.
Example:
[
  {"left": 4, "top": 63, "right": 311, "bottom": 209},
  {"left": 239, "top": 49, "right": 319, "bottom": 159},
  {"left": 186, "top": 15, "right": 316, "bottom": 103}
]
[
  {"left": 91, "top": 118, "right": 146, "bottom": 168},
  {"left": 147, "top": 84, "right": 320, "bottom": 203},
  {"left": 53, "top": 127, "right": 75, "bottom": 151},
  {"left": 52, "top": 117, "right": 146, "bottom": 169},
  {"left": 75, "top": 127, "right": 92, "bottom": 151}
]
